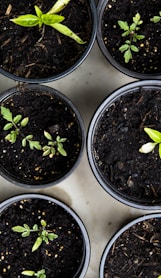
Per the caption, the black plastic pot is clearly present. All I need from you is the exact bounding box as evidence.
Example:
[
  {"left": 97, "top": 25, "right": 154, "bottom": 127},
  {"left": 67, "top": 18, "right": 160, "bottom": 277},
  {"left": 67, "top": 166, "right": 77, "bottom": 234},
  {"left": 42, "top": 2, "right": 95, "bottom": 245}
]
[
  {"left": 87, "top": 80, "right": 161, "bottom": 210},
  {"left": 99, "top": 213, "right": 161, "bottom": 277},
  {"left": 0, "top": 0, "right": 97, "bottom": 83},
  {"left": 97, "top": 0, "right": 161, "bottom": 79},
  {"left": 0, "top": 193, "right": 90, "bottom": 278},
  {"left": 0, "top": 84, "right": 85, "bottom": 189}
]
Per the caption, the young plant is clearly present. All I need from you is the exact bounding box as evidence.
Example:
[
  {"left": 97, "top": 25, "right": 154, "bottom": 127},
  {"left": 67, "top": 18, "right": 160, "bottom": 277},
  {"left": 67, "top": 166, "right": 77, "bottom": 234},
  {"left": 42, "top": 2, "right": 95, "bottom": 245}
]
[
  {"left": 12, "top": 219, "right": 58, "bottom": 252},
  {"left": 139, "top": 127, "right": 161, "bottom": 158},
  {"left": 43, "top": 131, "right": 67, "bottom": 158},
  {"left": 22, "top": 269, "right": 46, "bottom": 278},
  {"left": 118, "top": 13, "right": 145, "bottom": 63},
  {"left": 1, "top": 106, "right": 42, "bottom": 150},
  {"left": 150, "top": 12, "right": 161, "bottom": 23},
  {"left": 10, "top": 0, "right": 85, "bottom": 44}
]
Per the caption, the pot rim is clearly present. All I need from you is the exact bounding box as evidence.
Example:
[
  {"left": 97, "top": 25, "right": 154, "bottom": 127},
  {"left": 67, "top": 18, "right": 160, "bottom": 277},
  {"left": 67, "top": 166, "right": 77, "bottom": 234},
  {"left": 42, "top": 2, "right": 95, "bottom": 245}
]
[
  {"left": 99, "top": 212, "right": 161, "bottom": 277},
  {"left": 0, "top": 193, "right": 91, "bottom": 278},
  {"left": 0, "top": 0, "right": 97, "bottom": 83},
  {"left": 97, "top": 0, "right": 161, "bottom": 80},
  {"left": 0, "top": 84, "right": 85, "bottom": 189},
  {"left": 87, "top": 80, "right": 161, "bottom": 210}
]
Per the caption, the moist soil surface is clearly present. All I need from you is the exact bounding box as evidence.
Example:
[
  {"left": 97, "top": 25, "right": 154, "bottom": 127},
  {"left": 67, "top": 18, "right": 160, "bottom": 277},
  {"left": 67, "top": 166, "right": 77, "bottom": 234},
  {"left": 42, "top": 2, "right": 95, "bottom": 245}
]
[
  {"left": 101, "top": 0, "right": 161, "bottom": 74},
  {"left": 0, "top": 0, "right": 92, "bottom": 80},
  {"left": 0, "top": 198, "right": 84, "bottom": 277},
  {"left": 103, "top": 217, "right": 161, "bottom": 277},
  {"left": 93, "top": 87, "right": 161, "bottom": 205},
  {"left": 0, "top": 86, "right": 83, "bottom": 185}
]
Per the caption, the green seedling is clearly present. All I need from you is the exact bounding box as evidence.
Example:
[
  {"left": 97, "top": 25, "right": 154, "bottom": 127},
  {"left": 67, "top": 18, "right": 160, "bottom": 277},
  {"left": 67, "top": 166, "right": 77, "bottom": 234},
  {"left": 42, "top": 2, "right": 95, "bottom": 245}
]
[
  {"left": 139, "top": 127, "right": 161, "bottom": 158},
  {"left": 118, "top": 13, "right": 145, "bottom": 63},
  {"left": 22, "top": 269, "right": 46, "bottom": 278},
  {"left": 12, "top": 219, "right": 58, "bottom": 252},
  {"left": 10, "top": 0, "right": 85, "bottom": 44},
  {"left": 1, "top": 106, "right": 42, "bottom": 150},
  {"left": 43, "top": 131, "right": 67, "bottom": 158},
  {"left": 150, "top": 11, "right": 161, "bottom": 23}
]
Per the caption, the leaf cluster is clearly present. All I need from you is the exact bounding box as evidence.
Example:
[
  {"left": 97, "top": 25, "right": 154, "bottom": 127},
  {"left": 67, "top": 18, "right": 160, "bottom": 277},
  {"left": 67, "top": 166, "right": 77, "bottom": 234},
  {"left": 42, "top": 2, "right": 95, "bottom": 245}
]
[
  {"left": 22, "top": 269, "right": 46, "bottom": 278},
  {"left": 1, "top": 106, "right": 67, "bottom": 157},
  {"left": 43, "top": 131, "right": 67, "bottom": 158},
  {"left": 118, "top": 13, "right": 145, "bottom": 63},
  {"left": 12, "top": 219, "right": 58, "bottom": 252},
  {"left": 150, "top": 11, "right": 161, "bottom": 23},
  {"left": 10, "top": 0, "right": 85, "bottom": 44},
  {"left": 139, "top": 127, "right": 161, "bottom": 158}
]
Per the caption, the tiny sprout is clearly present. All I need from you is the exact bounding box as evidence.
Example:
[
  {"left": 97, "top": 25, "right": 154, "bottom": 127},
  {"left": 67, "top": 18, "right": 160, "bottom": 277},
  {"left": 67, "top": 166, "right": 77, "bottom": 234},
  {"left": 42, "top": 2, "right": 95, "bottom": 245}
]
[
  {"left": 10, "top": 0, "right": 86, "bottom": 44},
  {"left": 139, "top": 127, "right": 161, "bottom": 158},
  {"left": 118, "top": 13, "right": 145, "bottom": 63},
  {"left": 43, "top": 131, "right": 67, "bottom": 158},
  {"left": 12, "top": 219, "right": 58, "bottom": 252},
  {"left": 22, "top": 269, "right": 46, "bottom": 278},
  {"left": 150, "top": 11, "right": 161, "bottom": 23}
]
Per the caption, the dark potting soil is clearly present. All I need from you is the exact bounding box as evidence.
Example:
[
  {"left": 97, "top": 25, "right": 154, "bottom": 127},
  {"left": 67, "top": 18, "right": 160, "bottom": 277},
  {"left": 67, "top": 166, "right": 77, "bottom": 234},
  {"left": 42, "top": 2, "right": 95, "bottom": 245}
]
[
  {"left": 0, "top": 198, "right": 84, "bottom": 277},
  {"left": 101, "top": 0, "right": 161, "bottom": 74},
  {"left": 104, "top": 217, "right": 161, "bottom": 277},
  {"left": 93, "top": 87, "right": 161, "bottom": 204},
  {"left": 0, "top": 87, "right": 82, "bottom": 185},
  {"left": 0, "top": 0, "right": 92, "bottom": 79}
]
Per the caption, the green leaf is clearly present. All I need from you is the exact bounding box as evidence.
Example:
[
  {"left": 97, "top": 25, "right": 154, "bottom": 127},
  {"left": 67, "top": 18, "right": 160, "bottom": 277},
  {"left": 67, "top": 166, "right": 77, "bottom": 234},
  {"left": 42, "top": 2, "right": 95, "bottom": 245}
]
[
  {"left": 124, "top": 49, "right": 132, "bottom": 63},
  {"left": 3, "top": 123, "right": 13, "bottom": 130},
  {"left": 1, "top": 106, "right": 13, "bottom": 121},
  {"left": 150, "top": 16, "right": 161, "bottom": 23},
  {"left": 32, "top": 237, "right": 43, "bottom": 252},
  {"left": 34, "top": 5, "right": 43, "bottom": 18},
  {"left": 119, "top": 44, "right": 129, "bottom": 52},
  {"left": 133, "top": 13, "right": 141, "bottom": 24},
  {"left": 22, "top": 138, "right": 27, "bottom": 147},
  {"left": 48, "top": 233, "right": 58, "bottom": 241},
  {"left": 33, "top": 224, "right": 39, "bottom": 231},
  {"left": 13, "top": 114, "right": 22, "bottom": 124},
  {"left": 10, "top": 14, "right": 40, "bottom": 27},
  {"left": 136, "top": 35, "right": 145, "bottom": 40},
  {"left": 130, "top": 45, "right": 139, "bottom": 52},
  {"left": 12, "top": 226, "right": 26, "bottom": 233},
  {"left": 21, "top": 117, "right": 29, "bottom": 127},
  {"left": 47, "top": 0, "right": 71, "bottom": 14},
  {"left": 51, "top": 23, "right": 86, "bottom": 44},
  {"left": 144, "top": 127, "right": 161, "bottom": 143},
  {"left": 44, "top": 131, "right": 52, "bottom": 140},
  {"left": 22, "top": 231, "right": 30, "bottom": 237},
  {"left": 118, "top": 20, "right": 129, "bottom": 31},
  {"left": 57, "top": 144, "right": 67, "bottom": 156},
  {"left": 40, "top": 219, "right": 47, "bottom": 227},
  {"left": 130, "top": 22, "right": 136, "bottom": 31},
  {"left": 29, "top": 141, "right": 42, "bottom": 150},
  {"left": 159, "top": 143, "right": 161, "bottom": 159},
  {"left": 21, "top": 270, "right": 35, "bottom": 276},
  {"left": 41, "top": 14, "right": 64, "bottom": 25}
]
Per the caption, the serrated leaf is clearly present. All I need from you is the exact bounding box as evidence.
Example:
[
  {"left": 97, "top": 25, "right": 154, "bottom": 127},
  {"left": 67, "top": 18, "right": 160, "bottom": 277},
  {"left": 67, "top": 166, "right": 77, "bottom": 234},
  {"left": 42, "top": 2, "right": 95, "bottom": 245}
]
[
  {"left": 131, "top": 45, "right": 139, "bottom": 52},
  {"left": 118, "top": 20, "right": 129, "bottom": 31},
  {"left": 13, "top": 114, "right": 22, "bottom": 124},
  {"left": 150, "top": 16, "right": 161, "bottom": 23},
  {"left": 32, "top": 237, "right": 43, "bottom": 252},
  {"left": 124, "top": 49, "right": 132, "bottom": 63},
  {"left": 12, "top": 226, "right": 26, "bottom": 233},
  {"left": 144, "top": 127, "right": 161, "bottom": 143},
  {"left": 48, "top": 233, "right": 58, "bottom": 241},
  {"left": 29, "top": 141, "right": 42, "bottom": 150},
  {"left": 130, "top": 23, "right": 136, "bottom": 31},
  {"left": 1, "top": 106, "right": 13, "bottom": 121},
  {"left": 133, "top": 13, "right": 141, "bottom": 24},
  {"left": 3, "top": 123, "right": 13, "bottom": 130},
  {"left": 136, "top": 35, "right": 145, "bottom": 40},
  {"left": 119, "top": 44, "right": 129, "bottom": 52}
]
